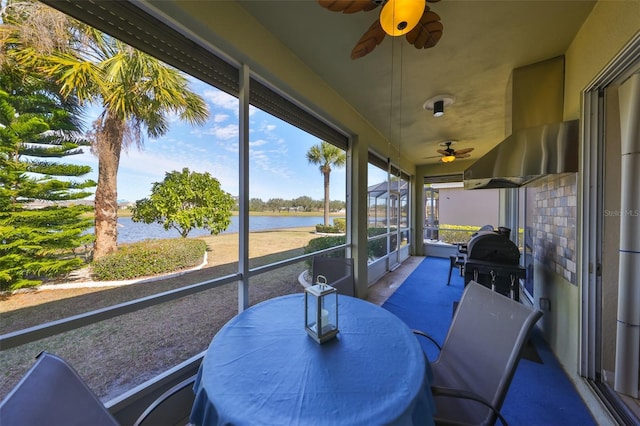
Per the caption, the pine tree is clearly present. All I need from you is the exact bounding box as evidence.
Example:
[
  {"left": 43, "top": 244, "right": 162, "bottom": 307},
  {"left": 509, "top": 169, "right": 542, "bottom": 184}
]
[{"left": 0, "top": 72, "right": 96, "bottom": 291}]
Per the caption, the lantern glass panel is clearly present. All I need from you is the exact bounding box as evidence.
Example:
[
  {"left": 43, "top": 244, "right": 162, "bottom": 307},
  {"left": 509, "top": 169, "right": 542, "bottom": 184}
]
[
  {"left": 305, "top": 291, "right": 318, "bottom": 332},
  {"left": 304, "top": 284, "right": 339, "bottom": 343},
  {"left": 321, "top": 292, "right": 337, "bottom": 333}
]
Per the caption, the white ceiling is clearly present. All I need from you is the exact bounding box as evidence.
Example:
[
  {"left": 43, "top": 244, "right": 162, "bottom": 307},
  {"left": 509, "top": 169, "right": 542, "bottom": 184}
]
[{"left": 233, "top": 0, "right": 596, "bottom": 167}]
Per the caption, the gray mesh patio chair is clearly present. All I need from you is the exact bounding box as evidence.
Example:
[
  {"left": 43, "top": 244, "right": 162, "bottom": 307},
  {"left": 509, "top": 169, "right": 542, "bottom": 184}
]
[
  {"left": 134, "top": 375, "right": 196, "bottom": 426},
  {"left": 414, "top": 280, "right": 543, "bottom": 426},
  {"left": 0, "top": 351, "right": 119, "bottom": 426},
  {"left": 312, "top": 256, "right": 355, "bottom": 297}
]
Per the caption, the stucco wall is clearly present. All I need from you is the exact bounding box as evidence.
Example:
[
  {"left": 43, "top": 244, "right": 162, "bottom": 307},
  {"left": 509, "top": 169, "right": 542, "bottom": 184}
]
[
  {"left": 534, "top": 258, "right": 581, "bottom": 369},
  {"left": 438, "top": 188, "right": 500, "bottom": 227},
  {"left": 564, "top": 1, "right": 640, "bottom": 120}
]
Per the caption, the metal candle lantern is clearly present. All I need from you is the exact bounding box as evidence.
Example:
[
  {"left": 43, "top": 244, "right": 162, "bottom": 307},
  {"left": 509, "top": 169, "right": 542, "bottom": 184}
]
[{"left": 304, "top": 276, "right": 339, "bottom": 344}]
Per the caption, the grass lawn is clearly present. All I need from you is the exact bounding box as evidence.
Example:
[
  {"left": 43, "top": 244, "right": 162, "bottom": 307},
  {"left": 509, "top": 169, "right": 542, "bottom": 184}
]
[{"left": 0, "top": 226, "right": 320, "bottom": 402}]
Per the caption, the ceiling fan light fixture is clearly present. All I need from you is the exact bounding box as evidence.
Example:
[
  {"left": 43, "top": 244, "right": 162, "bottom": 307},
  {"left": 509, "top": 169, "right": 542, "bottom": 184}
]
[
  {"left": 441, "top": 155, "right": 456, "bottom": 163},
  {"left": 380, "top": 0, "right": 425, "bottom": 37}
]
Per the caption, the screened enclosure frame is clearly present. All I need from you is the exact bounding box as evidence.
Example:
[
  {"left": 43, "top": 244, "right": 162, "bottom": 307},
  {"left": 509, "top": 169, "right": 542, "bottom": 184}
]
[{"left": 2, "top": 0, "right": 354, "bottom": 350}]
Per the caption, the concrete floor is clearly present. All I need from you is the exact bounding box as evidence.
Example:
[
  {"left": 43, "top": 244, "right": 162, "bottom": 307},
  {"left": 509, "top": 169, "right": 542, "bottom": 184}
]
[{"left": 366, "top": 256, "right": 425, "bottom": 306}]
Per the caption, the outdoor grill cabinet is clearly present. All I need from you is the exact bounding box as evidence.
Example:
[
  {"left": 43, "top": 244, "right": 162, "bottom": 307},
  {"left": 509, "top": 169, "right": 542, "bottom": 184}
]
[
  {"left": 463, "top": 229, "right": 526, "bottom": 301},
  {"left": 463, "top": 260, "right": 526, "bottom": 301}
]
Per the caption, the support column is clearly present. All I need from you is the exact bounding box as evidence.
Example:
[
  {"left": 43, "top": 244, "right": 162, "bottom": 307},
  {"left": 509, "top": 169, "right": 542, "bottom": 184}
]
[
  {"left": 350, "top": 135, "right": 369, "bottom": 298},
  {"left": 238, "top": 64, "right": 250, "bottom": 312},
  {"left": 614, "top": 72, "right": 640, "bottom": 397},
  {"left": 413, "top": 166, "right": 427, "bottom": 256}
]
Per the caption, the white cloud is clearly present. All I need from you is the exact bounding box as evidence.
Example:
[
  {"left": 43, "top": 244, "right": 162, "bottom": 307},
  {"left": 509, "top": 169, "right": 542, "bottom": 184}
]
[
  {"left": 116, "top": 147, "right": 239, "bottom": 201},
  {"left": 189, "top": 123, "right": 238, "bottom": 141},
  {"left": 203, "top": 90, "right": 237, "bottom": 110},
  {"left": 220, "top": 140, "right": 239, "bottom": 154},
  {"left": 212, "top": 124, "right": 239, "bottom": 140},
  {"left": 214, "top": 113, "right": 229, "bottom": 123},
  {"left": 249, "top": 144, "right": 292, "bottom": 179},
  {"left": 165, "top": 110, "right": 181, "bottom": 124}
]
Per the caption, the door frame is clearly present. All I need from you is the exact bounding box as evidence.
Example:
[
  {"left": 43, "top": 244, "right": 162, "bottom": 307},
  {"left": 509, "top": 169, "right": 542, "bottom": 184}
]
[{"left": 580, "top": 33, "right": 640, "bottom": 423}]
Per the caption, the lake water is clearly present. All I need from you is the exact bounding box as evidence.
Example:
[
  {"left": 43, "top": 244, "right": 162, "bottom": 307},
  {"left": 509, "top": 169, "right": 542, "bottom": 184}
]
[{"left": 115, "top": 215, "right": 324, "bottom": 244}]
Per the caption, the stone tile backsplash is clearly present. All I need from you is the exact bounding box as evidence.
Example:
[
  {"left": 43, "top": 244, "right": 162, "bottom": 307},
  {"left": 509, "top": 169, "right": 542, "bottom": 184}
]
[{"left": 531, "top": 173, "right": 578, "bottom": 284}]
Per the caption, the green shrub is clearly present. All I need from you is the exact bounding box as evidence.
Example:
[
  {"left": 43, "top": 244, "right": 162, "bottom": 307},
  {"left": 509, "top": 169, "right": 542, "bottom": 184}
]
[
  {"left": 437, "top": 224, "right": 481, "bottom": 244},
  {"left": 315, "top": 224, "right": 338, "bottom": 233},
  {"left": 303, "top": 235, "right": 347, "bottom": 273},
  {"left": 314, "top": 218, "right": 346, "bottom": 234},
  {"left": 304, "top": 225, "right": 407, "bottom": 274},
  {"left": 367, "top": 227, "right": 397, "bottom": 260},
  {"left": 315, "top": 223, "right": 346, "bottom": 234},
  {"left": 304, "top": 235, "right": 346, "bottom": 256},
  {"left": 91, "top": 238, "right": 207, "bottom": 281},
  {"left": 304, "top": 228, "right": 398, "bottom": 270}
]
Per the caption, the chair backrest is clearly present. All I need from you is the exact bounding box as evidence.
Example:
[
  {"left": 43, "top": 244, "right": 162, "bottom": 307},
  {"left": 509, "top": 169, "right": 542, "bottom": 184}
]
[
  {"left": 133, "top": 375, "right": 196, "bottom": 426},
  {"left": 312, "top": 256, "right": 355, "bottom": 297},
  {"left": 0, "top": 351, "right": 119, "bottom": 426},
  {"left": 431, "top": 281, "right": 543, "bottom": 425}
]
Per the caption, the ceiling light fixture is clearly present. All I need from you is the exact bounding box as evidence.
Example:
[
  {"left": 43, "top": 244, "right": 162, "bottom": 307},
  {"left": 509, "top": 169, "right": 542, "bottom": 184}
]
[
  {"left": 380, "top": 0, "right": 425, "bottom": 37},
  {"left": 423, "top": 94, "right": 455, "bottom": 117},
  {"left": 433, "top": 100, "right": 444, "bottom": 117},
  {"left": 441, "top": 155, "right": 456, "bottom": 163}
]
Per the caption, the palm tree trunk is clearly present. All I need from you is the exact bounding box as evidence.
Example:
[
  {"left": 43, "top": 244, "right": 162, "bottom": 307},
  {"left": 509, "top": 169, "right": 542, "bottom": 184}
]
[
  {"left": 323, "top": 171, "right": 330, "bottom": 226},
  {"left": 93, "top": 115, "right": 123, "bottom": 260}
]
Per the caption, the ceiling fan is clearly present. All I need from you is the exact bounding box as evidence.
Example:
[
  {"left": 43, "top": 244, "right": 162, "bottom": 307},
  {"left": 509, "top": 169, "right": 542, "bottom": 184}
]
[
  {"left": 425, "top": 141, "right": 474, "bottom": 163},
  {"left": 317, "top": 0, "right": 444, "bottom": 59}
]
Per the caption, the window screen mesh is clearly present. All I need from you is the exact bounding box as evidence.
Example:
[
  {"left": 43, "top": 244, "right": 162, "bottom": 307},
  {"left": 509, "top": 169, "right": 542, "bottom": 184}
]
[{"left": 41, "top": 0, "right": 348, "bottom": 148}]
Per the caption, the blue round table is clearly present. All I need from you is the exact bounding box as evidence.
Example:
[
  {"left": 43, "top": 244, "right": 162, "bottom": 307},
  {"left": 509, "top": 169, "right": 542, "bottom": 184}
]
[{"left": 190, "top": 294, "right": 434, "bottom": 426}]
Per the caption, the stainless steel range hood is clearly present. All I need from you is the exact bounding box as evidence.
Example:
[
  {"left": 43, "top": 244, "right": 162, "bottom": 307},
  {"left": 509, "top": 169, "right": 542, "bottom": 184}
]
[{"left": 464, "top": 56, "right": 579, "bottom": 189}]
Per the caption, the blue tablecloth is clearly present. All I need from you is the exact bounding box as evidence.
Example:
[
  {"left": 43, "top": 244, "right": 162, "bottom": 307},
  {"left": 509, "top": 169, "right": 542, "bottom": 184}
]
[{"left": 190, "top": 294, "right": 434, "bottom": 426}]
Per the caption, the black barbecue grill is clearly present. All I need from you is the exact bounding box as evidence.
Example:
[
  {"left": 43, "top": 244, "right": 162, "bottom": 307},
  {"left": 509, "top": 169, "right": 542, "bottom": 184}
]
[{"left": 463, "top": 228, "right": 525, "bottom": 301}]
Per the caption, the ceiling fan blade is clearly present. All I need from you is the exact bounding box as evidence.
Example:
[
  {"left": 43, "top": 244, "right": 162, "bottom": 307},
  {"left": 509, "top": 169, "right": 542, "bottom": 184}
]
[
  {"left": 405, "top": 8, "right": 443, "bottom": 50},
  {"left": 351, "top": 20, "right": 386, "bottom": 59},
  {"left": 318, "top": 0, "right": 379, "bottom": 13},
  {"left": 423, "top": 155, "right": 443, "bottom": 159},
  {"left": 454, "top": 147, "right": 475, "bottom": 155},
  {"left": 455, "top": 153, "right": 471, "bottom": 159},
  {"left": 436, "top": 149, "right": 449, "bottom": 156}
]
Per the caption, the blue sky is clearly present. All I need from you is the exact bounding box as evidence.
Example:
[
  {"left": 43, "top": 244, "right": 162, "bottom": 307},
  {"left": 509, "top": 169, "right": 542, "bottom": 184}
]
[{"left": 66, "top": 78, "right": 372, "bottom": 203}]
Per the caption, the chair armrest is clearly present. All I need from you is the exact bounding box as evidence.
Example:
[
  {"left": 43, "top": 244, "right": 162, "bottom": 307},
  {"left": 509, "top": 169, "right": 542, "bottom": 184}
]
[
  {"left": 412, "top": 329, "right": 442, "bottom": 351},
  {"left": 431, "top": 385, "right": 508, "bottom": 426}
]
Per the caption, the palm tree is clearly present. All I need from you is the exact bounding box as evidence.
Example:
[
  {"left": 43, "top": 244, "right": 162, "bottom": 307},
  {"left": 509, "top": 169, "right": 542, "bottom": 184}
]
[
  {"left": 306, "top": 141, "right": 346, "bottom": 226},
  {"left": 1, "top": 2, "right": 209, "bottom": 259}
]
